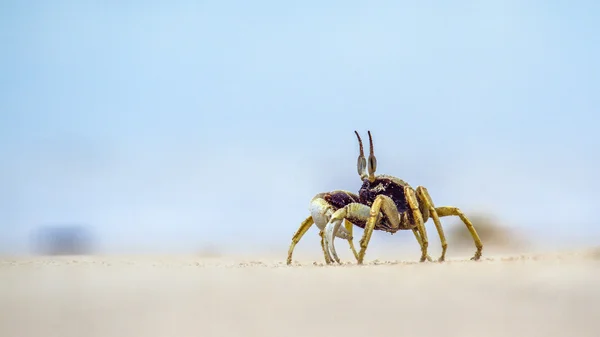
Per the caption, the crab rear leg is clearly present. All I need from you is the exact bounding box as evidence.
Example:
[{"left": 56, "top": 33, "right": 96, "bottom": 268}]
[
  {"left": 435, "top": 206, "right": 483, "bottom": 261},
  {"left": 287, "top": 216, "right": 315, "bottom": 265}
]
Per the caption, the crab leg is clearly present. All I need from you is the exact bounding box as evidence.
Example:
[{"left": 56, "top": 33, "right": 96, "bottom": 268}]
[
  {"left": 318, "top": 231, "right": 333, "bottom": 264},
  {"left": 287, "top": 216, "right": 315, "bottom": 265},
  {"left": 403, "top": 187, "right": 429, "bottom": 263},
  {"left": 411, "top": 228, "right": 432, "bottom": 261},
  {"left": 344, "top": 219, "right": 360, "bottom": 261},
  {"left": 415, "top": 186, "right": 449, "bottom": 262},
  {"left": 435, "top": 206, "right": 483, "bottom": 261},
  {"left": 354, "top": 196, "right": 387, "bottom": 264}
]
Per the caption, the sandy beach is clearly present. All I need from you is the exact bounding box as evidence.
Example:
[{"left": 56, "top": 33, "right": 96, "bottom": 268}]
[{"left": 1, "top": 248, "right": 599, "bottom": 337}]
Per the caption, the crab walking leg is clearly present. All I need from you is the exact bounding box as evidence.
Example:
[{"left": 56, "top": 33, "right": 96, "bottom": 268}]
[
  {"left": 344, "top": 219, "right": 360, "bottom": 261},
  {"left": 416, "top": 186, "right": 448, "bottom": 262},
  {"left": 287, "top": 216, "right": 315, "bottom": 265},
  {"left": 404, "top": 187, "right": 429, "bottom": 263},
  {"left": 356, "top": 197, "right": 384, "bottom": 264},
  {"left": 318, "top": 231, "right": 333, "bottom": 264},
  {"left": 435, "top": 206, "right": 483, "bottom": 261},
  {"left": 411, "top": 228, "right": 433, "bottom": 262}
]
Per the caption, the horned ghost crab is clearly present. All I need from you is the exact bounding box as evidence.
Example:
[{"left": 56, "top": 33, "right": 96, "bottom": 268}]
[{"left": 323, "top": 131, "right": 484, "bottom": 265}]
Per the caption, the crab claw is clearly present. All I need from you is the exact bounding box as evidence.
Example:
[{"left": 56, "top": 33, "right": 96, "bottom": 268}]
[{"left": 324, "top": 218, "right": 348, "bottom": 264}]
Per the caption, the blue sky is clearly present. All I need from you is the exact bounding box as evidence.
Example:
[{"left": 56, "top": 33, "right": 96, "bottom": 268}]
[{"left": 1, "top": 1, "right": 599, "bottom": 255}]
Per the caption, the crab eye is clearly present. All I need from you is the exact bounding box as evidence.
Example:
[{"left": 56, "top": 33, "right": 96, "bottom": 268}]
[
  {"left": 354, "top": 130, "right": 368, "bottom": 178},
  {"left": 357, "top": 156, "right": 367, "bottom": 176},
  {"left": 368, "top": 155, "right": 377, "bottom": 175}
]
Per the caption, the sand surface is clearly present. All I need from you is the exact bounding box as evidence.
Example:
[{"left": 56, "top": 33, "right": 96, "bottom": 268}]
[{"left": 1, "top": 248, "right": 600, "bottom": 337}]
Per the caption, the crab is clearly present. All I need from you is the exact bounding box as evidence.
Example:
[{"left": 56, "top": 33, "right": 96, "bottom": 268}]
[
  {"left": 286, "top": 190, "right": 430, "bottom": 265},
  {"left": 323, "top": 130, "right": 484, "bottom": 265}
]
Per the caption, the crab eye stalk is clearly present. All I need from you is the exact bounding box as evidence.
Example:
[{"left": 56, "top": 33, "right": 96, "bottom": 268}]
[
  {"left": 354, "top": 130, "right": 368, "bottom": 180},
  {"left": 367, "top": 130, "right": 377, "bottom": 181},
  {"left": 357, "top": 156, "right": 367, "bottom": 177},
  {"left": 368, "top": 154, "right": 377, "bottom": 175}
]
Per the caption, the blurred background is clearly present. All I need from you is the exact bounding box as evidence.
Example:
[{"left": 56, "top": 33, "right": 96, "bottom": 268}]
[{"left": 1, "top": 1, "right": 598, "bottom": 258}]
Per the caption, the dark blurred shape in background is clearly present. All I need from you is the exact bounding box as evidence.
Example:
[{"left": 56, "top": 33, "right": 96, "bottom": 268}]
[
  {"left": 196, "top": 244, "right": 223, "bottom": 258},
  {"left": 31, "top": 224, "right": 95, "bottom": 255},
  {"left": 447, "top": 213, "right": 525, "bottom": 252}
]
